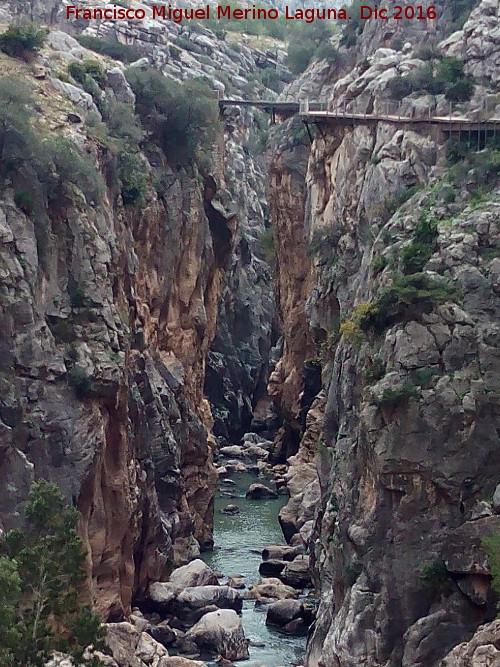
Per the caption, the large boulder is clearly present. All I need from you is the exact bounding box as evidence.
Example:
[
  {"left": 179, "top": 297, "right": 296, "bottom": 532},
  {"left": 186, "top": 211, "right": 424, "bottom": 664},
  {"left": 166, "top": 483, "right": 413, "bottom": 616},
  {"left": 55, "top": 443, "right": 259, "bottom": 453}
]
[
  {"left": 136, "top": 632, "right": 169, "bottom": 665},
  {"left": 493, "top": 484, "right": 500, "bottom": 514},
  {"left": 169, "top": 559, "right": 219, "bottom": 590},
  {"left": 262, "top": 545, "right": 305, "bottom": 562},
  {"left": 185, "top": 609, "right": 249, "bottom": 661},
  {"left": 173, "top": 586, "right": 243, "bottom": 616},
  {"left": 258, "top": 559, "right": 287, "bottom": 577},
  {"left": 246, "top": 483, "right": 278, "bottom": 499},
  {"left": 248, "top": 577, "right": 298, "bottom": 602},
  {"left": 148, "top": 582, "right": 177, "bottom": 610},
  {"left": 280, "top": 555, "right": 311, "bottom": 589},
  {"left": 147, "top": 621, "right": 176, "bottom": 648},
  {"left": 106, "top": 622, "right": 167, "bottom": 667},
  {"left": 266, "top": 599, "right": 303, "bottom": 627}
]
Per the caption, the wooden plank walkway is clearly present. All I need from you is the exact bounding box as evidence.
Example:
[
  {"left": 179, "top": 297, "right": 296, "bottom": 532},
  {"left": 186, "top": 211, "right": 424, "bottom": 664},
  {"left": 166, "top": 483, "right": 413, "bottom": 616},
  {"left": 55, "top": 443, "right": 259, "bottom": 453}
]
[{"left": 219, "top": 99, "right": 500, "bottom": 130}]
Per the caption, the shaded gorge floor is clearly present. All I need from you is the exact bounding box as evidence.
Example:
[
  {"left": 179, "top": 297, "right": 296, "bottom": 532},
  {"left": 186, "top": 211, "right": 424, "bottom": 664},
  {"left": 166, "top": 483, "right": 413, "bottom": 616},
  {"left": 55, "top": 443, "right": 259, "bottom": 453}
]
[{"left": 202, "top": 471, "right": 306, "bottom": 667}]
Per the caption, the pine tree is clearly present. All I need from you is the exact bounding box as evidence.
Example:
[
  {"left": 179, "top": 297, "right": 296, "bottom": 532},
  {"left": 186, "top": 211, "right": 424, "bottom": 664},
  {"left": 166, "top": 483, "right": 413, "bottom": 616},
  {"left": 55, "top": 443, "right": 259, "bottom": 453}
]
[{"left": 0, "top": 480, "right": 105, "bottom": 666}]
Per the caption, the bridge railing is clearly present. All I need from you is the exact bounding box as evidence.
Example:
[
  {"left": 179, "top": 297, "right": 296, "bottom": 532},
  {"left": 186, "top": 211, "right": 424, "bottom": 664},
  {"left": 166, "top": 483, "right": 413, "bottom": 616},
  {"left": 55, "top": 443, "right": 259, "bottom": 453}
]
[{"left": 299, "top": 97, "right": 500, "bottom": 122}]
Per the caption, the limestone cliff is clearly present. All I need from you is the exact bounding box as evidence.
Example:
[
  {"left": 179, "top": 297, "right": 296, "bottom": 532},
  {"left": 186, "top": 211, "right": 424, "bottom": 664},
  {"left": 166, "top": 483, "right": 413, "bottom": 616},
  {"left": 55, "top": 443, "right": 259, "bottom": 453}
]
[
  {"left": 0, "top": 0, "right": 279, "bottom": 621},
  {"left": 269, "top": 1, "right": 500, "bottom": 664}
]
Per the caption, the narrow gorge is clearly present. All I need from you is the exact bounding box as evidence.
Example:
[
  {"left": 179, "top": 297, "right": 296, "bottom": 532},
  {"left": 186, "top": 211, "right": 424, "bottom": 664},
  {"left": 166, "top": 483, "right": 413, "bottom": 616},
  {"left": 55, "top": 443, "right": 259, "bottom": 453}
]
[{"left": 0, "top": 0, "right": 499, "bottom": 666}]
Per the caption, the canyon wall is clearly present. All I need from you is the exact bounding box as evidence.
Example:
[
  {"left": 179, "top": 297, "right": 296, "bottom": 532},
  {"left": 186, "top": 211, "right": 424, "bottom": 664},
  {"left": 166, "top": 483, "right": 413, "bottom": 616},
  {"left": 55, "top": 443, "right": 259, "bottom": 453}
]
[
  {"left": 0, "top": 0, "right": 279, "bottom": 619},
  {"left": 269, "top": 0, "right": 500, "bottom": 664}
]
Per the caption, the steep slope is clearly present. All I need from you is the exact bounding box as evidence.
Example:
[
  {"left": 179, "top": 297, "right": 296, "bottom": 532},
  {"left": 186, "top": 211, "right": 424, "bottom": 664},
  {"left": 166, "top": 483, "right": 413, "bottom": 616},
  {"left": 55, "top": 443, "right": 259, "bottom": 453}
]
[
  {"left": 268, "top": 1, "right": 500, "bottom": 664},
  {"left": 0, "top": 0, "right": 280, "bottom": 620}
]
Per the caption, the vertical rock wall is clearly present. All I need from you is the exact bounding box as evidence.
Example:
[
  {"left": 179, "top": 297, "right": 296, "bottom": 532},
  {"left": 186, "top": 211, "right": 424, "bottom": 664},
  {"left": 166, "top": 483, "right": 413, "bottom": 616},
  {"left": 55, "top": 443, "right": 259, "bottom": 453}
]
[{"left": 269, "top": 1, "right": 500, "bottom": 664}]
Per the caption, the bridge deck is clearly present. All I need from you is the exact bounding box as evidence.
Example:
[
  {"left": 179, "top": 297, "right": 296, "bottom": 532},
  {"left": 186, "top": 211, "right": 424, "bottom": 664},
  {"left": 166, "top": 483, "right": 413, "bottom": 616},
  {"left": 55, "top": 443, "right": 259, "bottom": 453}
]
[
  {"left": 219, "top": 100, "right": 324, "bottom": 112},
  {"left": 300, "top": 110, "right": 500, "bottom": 128},
  {"left": 219, "top": 99, "right": 500, "bottom": 129}
]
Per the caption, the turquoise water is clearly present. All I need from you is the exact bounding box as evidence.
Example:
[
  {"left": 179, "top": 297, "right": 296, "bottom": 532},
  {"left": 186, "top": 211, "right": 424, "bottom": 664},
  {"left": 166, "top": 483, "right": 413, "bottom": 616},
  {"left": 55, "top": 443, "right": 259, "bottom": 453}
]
[{"left": 202, "top": 471, "right": 306, "bottom": 667}]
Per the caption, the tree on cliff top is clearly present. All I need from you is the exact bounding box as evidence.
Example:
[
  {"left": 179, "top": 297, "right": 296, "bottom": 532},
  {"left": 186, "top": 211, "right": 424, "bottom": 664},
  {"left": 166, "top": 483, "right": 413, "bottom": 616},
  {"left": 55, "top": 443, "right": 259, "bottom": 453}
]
[
  {"left": 0, "top": 480, "right": 105, "bottom": 667},
  {"left": 125, "top": 68, "right": 219, "bottom": 165}
]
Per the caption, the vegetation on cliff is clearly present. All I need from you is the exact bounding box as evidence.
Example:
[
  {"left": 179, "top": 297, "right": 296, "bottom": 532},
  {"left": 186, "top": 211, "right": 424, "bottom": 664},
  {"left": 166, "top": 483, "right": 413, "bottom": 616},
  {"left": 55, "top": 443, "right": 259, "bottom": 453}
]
[{"left": 0, "top": 480, "right": 104, "bottom": 667}]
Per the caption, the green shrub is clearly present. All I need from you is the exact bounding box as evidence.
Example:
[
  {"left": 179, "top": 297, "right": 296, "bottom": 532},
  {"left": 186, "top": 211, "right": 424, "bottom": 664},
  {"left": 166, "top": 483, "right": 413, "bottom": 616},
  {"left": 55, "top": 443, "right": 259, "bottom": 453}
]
[
  {"left": 358, "top": 273, "right": 459, "bottom": 334},
  {"left": 400, "top": 212, "right": 439, "bottom": 276},
  {"left": 364, "top": 357, "right": 386, "bottom": 384},
  {"left": 314, "top": 43, "right": 342, "bottom": 65},
  {"left": 414, "top": 45, "right": 440, "bottom": 61},
  {"left": 413, "top": 366, "right": 441, "bottom": 388},
  {"left": 447, "top": 0, "right": 478, "bottom": 32},
  {"left": 339, "top": 0, "right": 374, "bottom": 46},
  {"left": 445, "top": 77, "right": 474, "bottom": 102},
  {"left": 76, "top": 35, "right": 141, "bottom": 62},
  {"left": 482, "top": 533, "right": 500, "bottom": 596},
  {"left": 260, "top": 227, "right": 275, "bottom": 263},
  {"left": 169, "top": 44, "right": 181, "bottom": 60},
  {"left": 386, "top": 184, "right": 421, "bottom": 215},
  {"left": 420, "top": 561, "right": 451, "bottom": 595},
  {"left": 118, "top": 153, "right": 148, "bottom": 206},
  {"left": 260, "top": 67, "right": 283, "bottom": 94},
  {"left": 401, "top": 242, "right": 433, "bottom": 274},
  {"left": 372, "top": 256, "right": 388, "bottom": 275},
  {"left": 387, "top": 75, "right": 414, "bottom": 100},
  {"left": 68, "top": 367, "right": 92, "bottom": 398},
  {"left": 286, "top": 21, "right": 335, "bottom": 74},
  {"left": 14, "top": 190, "right": 34, "bottom": 214},
  {"left": 387, "top": 57, "right": 473, "bottom": 101},
  {"left": 0, "top": 19, "right": 47, "bottom": 58},
  {"left": 0, "top": 480, "right": 105, "bottom": 666},
  {"left": 377, "top": 382, "right": 419, "bottom": 408},
  {"left": 125, "top": 68, "right": 219, "bottom": 164},
  {"left": 82, "top": 59, "right": 106, "bottom": 85},
  {"left": 68, "top": 61, "right": 87, "bottom": 84},
  {"left": 286, "top": 41, "right": 316, "bottom": 74},
  {"left": 47, "top": 137, "right": 104, "bottom": 204},
  {"left": 48, "top": 318, "right": 75, "bottom": 343}
]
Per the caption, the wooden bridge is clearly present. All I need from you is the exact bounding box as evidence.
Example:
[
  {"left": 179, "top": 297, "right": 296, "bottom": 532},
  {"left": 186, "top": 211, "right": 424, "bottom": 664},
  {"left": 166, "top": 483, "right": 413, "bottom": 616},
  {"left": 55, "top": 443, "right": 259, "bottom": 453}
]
[{"left": 219, "top": 98, "right": 500, "bottom": 138}]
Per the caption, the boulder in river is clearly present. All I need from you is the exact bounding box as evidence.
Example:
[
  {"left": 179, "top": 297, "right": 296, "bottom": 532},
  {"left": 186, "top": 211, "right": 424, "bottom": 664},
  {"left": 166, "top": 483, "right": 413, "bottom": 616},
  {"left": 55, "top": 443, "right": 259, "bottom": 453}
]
[
  {"left": 226, "top": 574, "right": 246, "bottom": 589},
  {"left": 258, "top": 559, "right": 287, "bottom": 577},
  {"left": 174, "top": 586, "right": 243, "bottom": 613},
  {"left": 248, "top": 578, "right": 298, "bottom": 602},
  {"left": 266, "top": 599, "right": 303, "bottom": 628},
  {"left": 246, "top": 483, "right": 278, "bottom": 500},
  {"left": 170, "top": 559, "right": 219, "bottom": 589},
  {"left": 147, "top": 620, "right": 176, "bottom": 647},
  {"left": 221, "top": 504, "right": 240, "bottom": 515},
  {"left": 262, "top": 545, "right": 305, "bottom": 562},
  {"left": 220, "top": 445, "right": 244, "bottom": 458},
  {"left": 280, "top": 618, "right": 310, "bottom": 636},
  {"left": 280, "top": 555, "right": 312, "bottom": 589},
  {"left": 186, "top": 609, "right": 249, "bottom": 660}
]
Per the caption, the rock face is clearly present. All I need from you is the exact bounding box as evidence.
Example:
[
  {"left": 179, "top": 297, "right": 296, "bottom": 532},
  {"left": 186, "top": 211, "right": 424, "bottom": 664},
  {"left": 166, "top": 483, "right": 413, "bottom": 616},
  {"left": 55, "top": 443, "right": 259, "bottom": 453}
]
[
  {"left": 268, "top": 1, "right": 500, "bottom": 665},
  {"left": 0, "top": 0, "right": 282, "bottom": 621},
  {"left": 441, "top": 620, "right": 500, "bottom": 666}
]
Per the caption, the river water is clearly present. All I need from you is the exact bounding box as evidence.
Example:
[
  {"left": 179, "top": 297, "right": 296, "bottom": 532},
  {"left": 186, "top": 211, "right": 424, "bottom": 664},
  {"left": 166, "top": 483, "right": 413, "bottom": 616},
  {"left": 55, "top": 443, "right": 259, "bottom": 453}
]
[{"left": 202, "top": 471, "right": 306, "bottom": 667}]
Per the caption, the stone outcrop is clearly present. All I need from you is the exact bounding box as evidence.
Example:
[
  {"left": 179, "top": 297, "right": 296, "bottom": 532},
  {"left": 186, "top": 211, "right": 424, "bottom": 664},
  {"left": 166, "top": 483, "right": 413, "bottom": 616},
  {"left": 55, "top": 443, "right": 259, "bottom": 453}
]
[{"left": 441, "top": 620, "right": 500, "bottom": 666}]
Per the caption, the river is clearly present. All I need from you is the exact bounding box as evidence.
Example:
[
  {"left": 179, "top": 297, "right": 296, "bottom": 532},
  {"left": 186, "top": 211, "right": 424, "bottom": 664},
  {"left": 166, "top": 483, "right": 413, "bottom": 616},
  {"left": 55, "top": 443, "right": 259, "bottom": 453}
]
[{"left": 202, "top": 471, "right": 306, "bottom": 667}]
